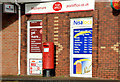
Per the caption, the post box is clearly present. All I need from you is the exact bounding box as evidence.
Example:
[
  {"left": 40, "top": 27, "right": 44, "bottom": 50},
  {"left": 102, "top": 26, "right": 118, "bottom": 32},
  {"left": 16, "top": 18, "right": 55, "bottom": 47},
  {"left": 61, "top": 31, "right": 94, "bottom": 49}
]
[{"left": 43, "top": 42, "right": 54, "bottom": 77}]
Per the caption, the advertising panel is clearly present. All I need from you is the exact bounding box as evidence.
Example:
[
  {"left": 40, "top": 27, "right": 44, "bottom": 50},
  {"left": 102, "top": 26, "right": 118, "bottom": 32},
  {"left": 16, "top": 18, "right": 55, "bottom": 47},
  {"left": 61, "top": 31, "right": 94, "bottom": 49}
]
[
  {"left": 25, "top": 0, "right": 95, "bottom": 14},
  {"left": 70, "top": 17, "right": 93, "bottom": 77},
  {"left": 73, "top": 28, "right": 92, "bottom": 54},
  {"left": 73, "top": 57, "right": 92, "bottom": 75},
  {"left": 29, "top": 59, "right": 42, "bottom": 75},
  {"left": 30, "top": 28, "right": 42, "bottom": 53},
  {"left": 27, "top": 20, "right": 42, "bottom": 75}
]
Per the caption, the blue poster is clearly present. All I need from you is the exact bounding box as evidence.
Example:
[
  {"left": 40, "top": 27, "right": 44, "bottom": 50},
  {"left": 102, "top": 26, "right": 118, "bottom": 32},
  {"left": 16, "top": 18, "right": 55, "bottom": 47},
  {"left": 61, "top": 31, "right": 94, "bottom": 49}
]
[
  {"left": 73, "top": 58, "right": 92, "bottom": 74},
  {"left": 73, "top": 28, "right": 92, "bottom": 54}
]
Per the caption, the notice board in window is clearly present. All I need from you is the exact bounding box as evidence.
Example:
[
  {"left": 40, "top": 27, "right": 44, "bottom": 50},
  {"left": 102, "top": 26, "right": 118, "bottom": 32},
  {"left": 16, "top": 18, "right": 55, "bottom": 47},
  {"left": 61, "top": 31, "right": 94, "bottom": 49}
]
[{"left": 70, "top": 17, "right": 93, "bottom": 77}]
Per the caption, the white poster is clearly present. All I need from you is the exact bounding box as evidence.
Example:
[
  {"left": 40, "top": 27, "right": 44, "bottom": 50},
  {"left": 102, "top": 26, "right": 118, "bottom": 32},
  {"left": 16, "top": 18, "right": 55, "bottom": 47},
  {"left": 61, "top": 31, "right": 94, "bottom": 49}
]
[
  {"left": 70, "top": 17, "right": 93, "bottom": 77},
  {"left": 25, "top": 0, "right": 95, "bottom": 14},
  {"left": 29, "top": 59, "right": 42, "bottom": 75}
]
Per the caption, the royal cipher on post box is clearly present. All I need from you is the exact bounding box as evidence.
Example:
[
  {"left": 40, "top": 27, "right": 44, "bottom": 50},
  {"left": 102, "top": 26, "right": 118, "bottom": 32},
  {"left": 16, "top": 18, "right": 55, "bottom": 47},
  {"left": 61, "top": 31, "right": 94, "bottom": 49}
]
[{"left": 43, "top": 42, "right": 54, "bottom": 77}]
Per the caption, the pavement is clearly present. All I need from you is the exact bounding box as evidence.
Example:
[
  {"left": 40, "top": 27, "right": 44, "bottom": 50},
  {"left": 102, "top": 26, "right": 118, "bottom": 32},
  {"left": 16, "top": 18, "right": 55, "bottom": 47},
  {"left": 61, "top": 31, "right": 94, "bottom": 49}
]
[{"left": 0, "top": 75, "right": 120, "bottom": 82}]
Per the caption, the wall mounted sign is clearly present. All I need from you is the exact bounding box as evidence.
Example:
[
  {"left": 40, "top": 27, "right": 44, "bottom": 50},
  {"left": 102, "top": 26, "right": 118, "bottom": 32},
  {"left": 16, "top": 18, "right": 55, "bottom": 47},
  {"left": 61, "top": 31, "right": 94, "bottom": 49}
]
[
  {"left": 70, "top": 17, "right": 93, "bottom": 77},
  {"left": 25, "top": 0, "right": 95, "bottom": 14},
  {"left": 3, "top": 3, "right": 16, "bottom": 13},
  {"left": 30, "top": 28, "right": 42, "bottom": 53},
  {"left": 111, "top": 0, "right": 120, "bottom": 10},
  {"left": 27, "top": 20, "right": 42, "bottom": 75}
]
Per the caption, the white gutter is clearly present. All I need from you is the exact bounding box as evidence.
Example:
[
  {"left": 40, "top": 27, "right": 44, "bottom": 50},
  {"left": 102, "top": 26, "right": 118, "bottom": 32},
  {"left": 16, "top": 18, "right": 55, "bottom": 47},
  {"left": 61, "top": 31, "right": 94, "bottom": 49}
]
[
  {"left": 0, "top": 0, "right": 112, "bottom": 3},
  {"left": 0, "top": 0, "right": 66, "bottom": 3},
  {"left": 15, "top": 0, "right": 21, "bottom": 75}
]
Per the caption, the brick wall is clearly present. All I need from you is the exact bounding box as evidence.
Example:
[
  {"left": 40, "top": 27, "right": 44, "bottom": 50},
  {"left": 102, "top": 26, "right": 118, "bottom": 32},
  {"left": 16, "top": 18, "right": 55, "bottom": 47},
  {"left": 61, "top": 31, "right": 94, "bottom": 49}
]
[
  {"left": 2, "top": 13, "right": 18, "bottom": 75},
  {"left": 118, "top": 13, "right": 120, "bottom": 79},
  {"left": 96, "top": 2, "right": 119, "bottom": 79},
  {"left": 47, "top": 13, "right": 70, "bottom": 76},
  {"left": 2, "top": 2, "right": 120, "bottom": 80}
]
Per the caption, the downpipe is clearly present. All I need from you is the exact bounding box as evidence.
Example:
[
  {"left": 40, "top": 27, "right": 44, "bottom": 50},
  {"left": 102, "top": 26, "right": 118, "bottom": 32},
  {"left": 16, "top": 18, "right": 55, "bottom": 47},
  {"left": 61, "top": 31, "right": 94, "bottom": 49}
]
[{"left": 15, "top": 0, "right": 21, "bottom": 75}]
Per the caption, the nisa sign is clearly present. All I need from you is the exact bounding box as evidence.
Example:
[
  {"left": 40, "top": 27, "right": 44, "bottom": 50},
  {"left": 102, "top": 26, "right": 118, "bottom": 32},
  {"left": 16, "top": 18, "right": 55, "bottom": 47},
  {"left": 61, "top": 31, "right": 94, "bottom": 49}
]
[{"left": 73, "top": 19, "right": 92, "bottom": 25}]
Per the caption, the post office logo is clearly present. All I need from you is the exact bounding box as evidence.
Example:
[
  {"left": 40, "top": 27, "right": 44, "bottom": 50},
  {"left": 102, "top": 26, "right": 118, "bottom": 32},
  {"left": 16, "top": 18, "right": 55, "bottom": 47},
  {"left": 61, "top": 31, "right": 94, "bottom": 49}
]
[{"left": 53, "top": 2, "right": 62, "bottom": 11}]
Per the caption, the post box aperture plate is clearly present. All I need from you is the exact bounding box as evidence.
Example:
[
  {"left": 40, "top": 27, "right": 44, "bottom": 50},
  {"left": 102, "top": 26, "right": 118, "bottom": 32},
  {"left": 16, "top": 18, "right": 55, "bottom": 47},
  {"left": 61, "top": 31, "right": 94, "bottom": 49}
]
[{"left": 44, "top": 48, "right": 49, "bottom": 52}]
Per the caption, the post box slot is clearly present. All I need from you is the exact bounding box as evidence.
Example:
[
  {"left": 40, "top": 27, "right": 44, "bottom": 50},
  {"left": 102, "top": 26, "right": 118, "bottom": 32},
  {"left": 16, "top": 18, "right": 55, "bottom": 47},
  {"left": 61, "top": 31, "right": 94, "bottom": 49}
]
[{"left": 43, "top": 45, "right": 49, "bottom": 47}]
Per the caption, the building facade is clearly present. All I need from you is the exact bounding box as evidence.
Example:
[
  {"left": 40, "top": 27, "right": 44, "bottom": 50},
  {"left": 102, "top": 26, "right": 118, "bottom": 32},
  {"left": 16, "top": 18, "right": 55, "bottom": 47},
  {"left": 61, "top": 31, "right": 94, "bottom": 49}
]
[{"left": 1, "top": 0, "right": 120, "bottom": 80}]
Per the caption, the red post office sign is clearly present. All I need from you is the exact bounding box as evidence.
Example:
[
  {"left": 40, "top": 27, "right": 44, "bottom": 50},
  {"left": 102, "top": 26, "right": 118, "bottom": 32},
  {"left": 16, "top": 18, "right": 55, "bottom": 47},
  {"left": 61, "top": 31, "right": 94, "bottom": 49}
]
[
  {"left": 25, "top": 0, "right": 95, "bottom": 14},
  {"left": 111, "top": 0, "right": 120, "bottom": 10}
]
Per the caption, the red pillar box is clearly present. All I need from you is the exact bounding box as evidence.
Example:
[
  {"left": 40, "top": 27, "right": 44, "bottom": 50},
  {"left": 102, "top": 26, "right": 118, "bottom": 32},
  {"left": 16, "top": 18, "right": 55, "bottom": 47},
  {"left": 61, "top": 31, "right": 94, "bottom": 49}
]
[{"left": 43, "top": 42, "right": 54, "bottom": 77}]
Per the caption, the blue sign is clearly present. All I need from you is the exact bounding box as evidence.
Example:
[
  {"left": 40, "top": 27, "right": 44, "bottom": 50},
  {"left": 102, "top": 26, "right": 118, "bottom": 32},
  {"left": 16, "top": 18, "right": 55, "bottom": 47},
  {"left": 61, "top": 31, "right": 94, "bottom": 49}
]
[
  {"left": 73, "top": 20, "right": 83, "bottom": 25},
  {"left": 73, "top": 28, "right": 92, "bottom": 54},
  {"left": 73, "top": 58, "right": 92, "bottom": 74}
]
